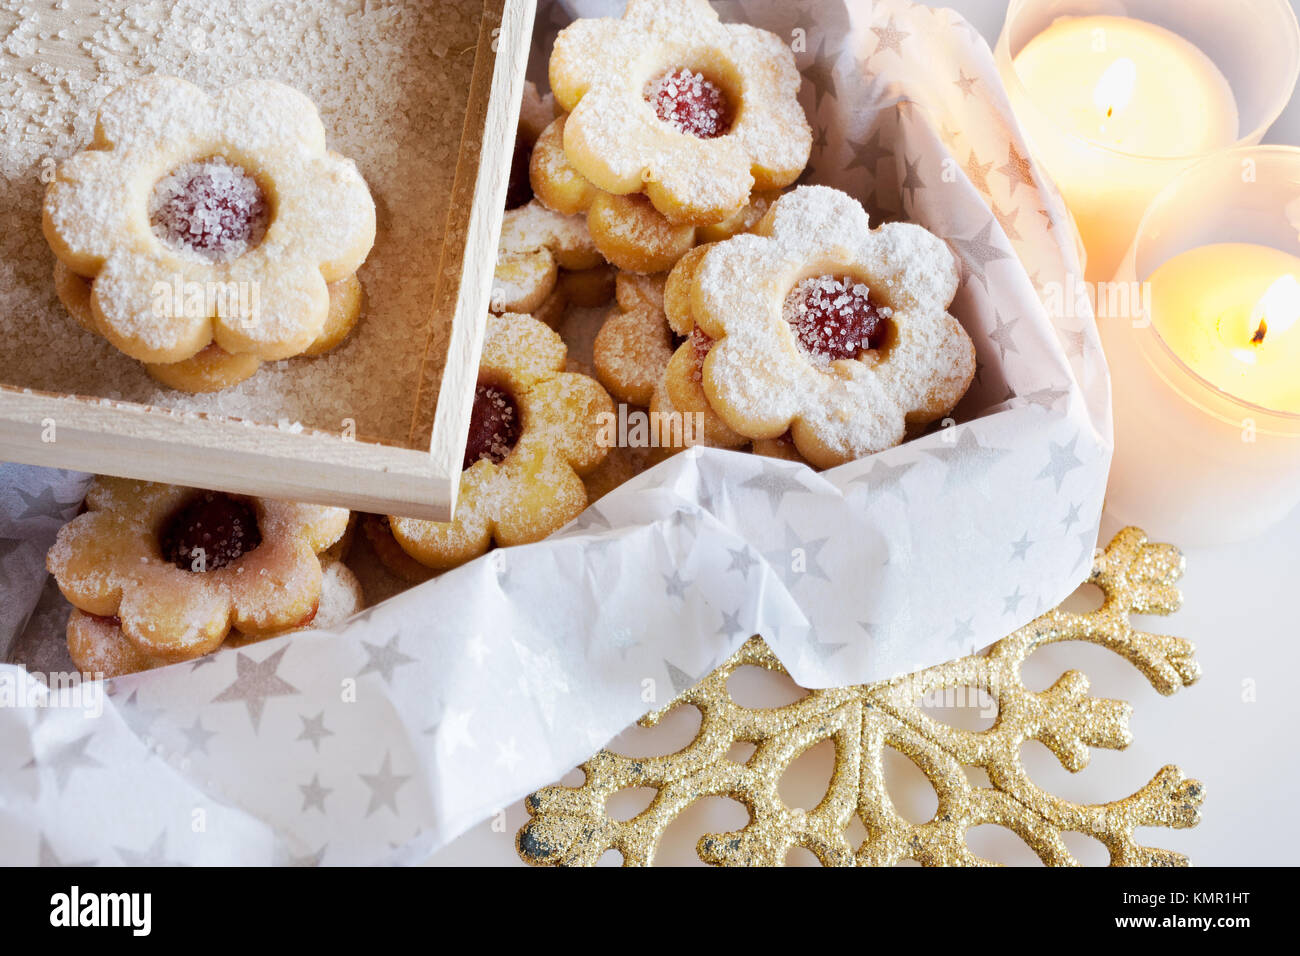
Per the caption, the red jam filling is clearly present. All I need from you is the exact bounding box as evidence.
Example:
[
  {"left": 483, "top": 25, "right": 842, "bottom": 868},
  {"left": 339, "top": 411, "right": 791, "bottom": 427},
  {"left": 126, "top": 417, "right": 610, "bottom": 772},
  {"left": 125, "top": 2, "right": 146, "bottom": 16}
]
[
  {"left": 689, "top": 327, "right": 714, "bottom": 382},
  {"left": 150, "top": 157, "right": 269, "bottom": 260},
  {"left": 782, "top": 275, "right": 888, "bottom": 363},
  {"left": 463, "top": 383, "right": 521, "bottom": 470},
  {"left": 160, "top": 492, "right": 262, "bottom": 572},
  {"left": 645, "top": 68, "right": 733, "bottom": 139}
]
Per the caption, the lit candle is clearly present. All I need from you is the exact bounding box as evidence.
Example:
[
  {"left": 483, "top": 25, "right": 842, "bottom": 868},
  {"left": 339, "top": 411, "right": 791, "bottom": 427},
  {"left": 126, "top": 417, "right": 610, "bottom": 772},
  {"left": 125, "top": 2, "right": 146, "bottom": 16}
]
[
  {"left": 1004, "top": 14, "right": 1239, "bottom": 281},
  {"left": 1102, "top": 149, "right": 1300, "bottom": 546},
  {"left": 1146, "top": 244, "right": 1300, "bottom": 414}
]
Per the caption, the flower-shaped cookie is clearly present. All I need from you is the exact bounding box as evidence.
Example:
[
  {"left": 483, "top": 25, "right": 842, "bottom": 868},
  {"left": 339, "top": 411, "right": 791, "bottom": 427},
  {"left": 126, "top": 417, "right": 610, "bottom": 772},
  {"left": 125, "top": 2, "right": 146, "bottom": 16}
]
[
  {"left": 48, "top": 476, "right": 350, "bottom": 662},
  {"left": 531, "top": 115, "right": 778, "bottom": 274},
  {"left": 65, "top": 558, "right": 363, "bottom": 678},
  {"left": 43, "top": 75, "right": 375, "bottom": 364},
  {"left": 492, "top": 200, "right": 604, "bottom": 314},
  {"left": 668, "top": 186, "right": 975, "bottom": 469},
  {"left": 54, "top": 260, "right": 364, "bottom": 392},
  {"left": 594, "top": 271, "right": 674, "bottom": 407},
  {"left": 390, "top": 312, "right": 614, "bottom": 571},
  {"left": 551, "top": 0, "right": 810, "bottom": 225}
]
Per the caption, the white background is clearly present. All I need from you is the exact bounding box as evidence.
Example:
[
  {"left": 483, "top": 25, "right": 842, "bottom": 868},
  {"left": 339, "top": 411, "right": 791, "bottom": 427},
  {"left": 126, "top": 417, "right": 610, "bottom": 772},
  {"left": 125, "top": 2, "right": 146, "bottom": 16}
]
[{"left": 428, "top": 1, "right": 1300, "bottom": 866}]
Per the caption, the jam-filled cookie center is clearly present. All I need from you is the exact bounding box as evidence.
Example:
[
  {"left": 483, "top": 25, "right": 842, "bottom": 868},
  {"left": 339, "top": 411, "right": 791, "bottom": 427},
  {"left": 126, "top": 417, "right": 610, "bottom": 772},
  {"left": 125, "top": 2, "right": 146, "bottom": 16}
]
[
  {"left": 149, "top": 157, "right": 270, "bottom": 261},
  {"left": 644, "top": 68, "right": 733, "bottom": 139},
  {"left": 464, "top": 383, "right": 522, "bottom": 470},
  {"left": 160, "top": 491, "right": 263, "bottom": 572},
  {"left": 782, "top": 275, "right": 889, "bottom": 364}
]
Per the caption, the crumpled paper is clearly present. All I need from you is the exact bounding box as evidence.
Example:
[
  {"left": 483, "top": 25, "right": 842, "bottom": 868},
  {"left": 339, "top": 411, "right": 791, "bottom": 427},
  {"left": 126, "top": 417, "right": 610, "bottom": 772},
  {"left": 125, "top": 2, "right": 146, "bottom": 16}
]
[{"left": 0, "top": 0, "right": 1108, "bottom": 865}]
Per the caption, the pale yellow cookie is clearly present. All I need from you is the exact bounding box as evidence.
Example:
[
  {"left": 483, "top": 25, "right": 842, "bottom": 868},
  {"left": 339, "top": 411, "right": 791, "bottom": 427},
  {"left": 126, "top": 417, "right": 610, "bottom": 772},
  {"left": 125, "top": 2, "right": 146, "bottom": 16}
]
[
  {"left": 55, "top": 263, "right": 366, "bottom": 391},
  {"left": 48, "top": 476, "right": 350, "bottom": 662},
  {"left": 672, "top": 186, "right": 975, "bottom": 468},
  {"left": 593, "top": 272, "right": 675, "bottom": 407},
  {"left": 144, "top": 344, "right": 262, "bottom": 392},
  {"left": 389, "top": 312, "right": 613, "bottom": 571},
  {"left": 67, "top": 559, "right": 363, "bottom": 676},
  {"left": 43, "top": 75, "right": 375, "bottom": 364},
  {"left": 550, "top": 0, "right": 811, "bottom": 225},
  {"left": 492, "top": 199, "right": 604, "bottom": 314}
]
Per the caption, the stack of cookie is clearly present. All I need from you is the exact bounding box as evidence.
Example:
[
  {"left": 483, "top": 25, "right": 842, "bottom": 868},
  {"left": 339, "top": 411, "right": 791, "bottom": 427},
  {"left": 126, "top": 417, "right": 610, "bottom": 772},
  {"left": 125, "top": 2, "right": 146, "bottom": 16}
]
[
  {"left": 48, "top": 477, "right": 364, "bottom": 677},
  {"left": 498, "top": 0, "right": 975, "bottom": 472},
  {"left": 42, "top": 75, "right": 376, "bottom": 393}
]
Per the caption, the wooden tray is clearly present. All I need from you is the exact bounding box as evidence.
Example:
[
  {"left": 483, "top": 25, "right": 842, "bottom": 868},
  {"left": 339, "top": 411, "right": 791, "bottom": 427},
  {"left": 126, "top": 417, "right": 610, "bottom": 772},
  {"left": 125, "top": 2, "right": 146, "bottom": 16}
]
[{"left": 0, "top": 0, "right": 536, "bottom": 520}]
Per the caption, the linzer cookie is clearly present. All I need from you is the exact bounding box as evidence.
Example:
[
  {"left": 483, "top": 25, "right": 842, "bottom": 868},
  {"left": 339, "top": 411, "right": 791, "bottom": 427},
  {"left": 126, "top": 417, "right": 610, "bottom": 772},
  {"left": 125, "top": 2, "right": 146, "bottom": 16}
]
[
  {"left": 492, "top": 199, "right": 604, "bottom": 315},
  {"left": 593, "top": 271, "right": 674, "bottom": 407},
  {"left": 47, "top": 476, "right": 351, "bottom": 664},
  {"left": 530, "top": 115, "right": 776, "bottom": 274},
  {"left": 42, "top": 75, "right": 375, "bottom": 373},
  {"left": 65, "top": 558, "right": 364, "bottom": 678},
  {"left": 53, "top": 261, "right": 365, "bottom": 392},
  {"left": 549, "top": 0, "right": 811, "bottom": 225},
  {"left": 388, "top": 312, "right": 614, "bottom": 571},
  {"left": 665, "top": 186, "right": 976, "bottom": 468}
]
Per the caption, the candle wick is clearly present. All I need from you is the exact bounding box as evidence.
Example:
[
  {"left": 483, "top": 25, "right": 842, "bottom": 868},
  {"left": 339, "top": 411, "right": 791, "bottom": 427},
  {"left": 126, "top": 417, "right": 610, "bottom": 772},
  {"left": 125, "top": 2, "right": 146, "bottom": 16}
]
[{"left": 1252, "top": 319, "right": 1268, "bottom": 345}]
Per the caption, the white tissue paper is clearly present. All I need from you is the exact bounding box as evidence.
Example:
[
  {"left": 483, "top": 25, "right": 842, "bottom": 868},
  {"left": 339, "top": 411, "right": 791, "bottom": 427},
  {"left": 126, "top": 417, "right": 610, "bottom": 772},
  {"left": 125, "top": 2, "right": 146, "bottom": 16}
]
[{"left": 0, "top": 0, "right": 1108, "bottom": 865}]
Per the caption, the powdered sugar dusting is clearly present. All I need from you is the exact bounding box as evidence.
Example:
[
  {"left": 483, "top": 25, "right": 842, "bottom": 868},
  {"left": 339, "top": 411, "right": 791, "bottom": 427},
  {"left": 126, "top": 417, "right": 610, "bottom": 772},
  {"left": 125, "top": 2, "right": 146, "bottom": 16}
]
[
  {"left": 644, "top": 67, "right": 731, "bottom": 139},
  {"left": 149, "top": 157, "right": 269, "bottom": 261},
  {"left": 0, "top": 0, "right": 482, "bottom": 443},
  {"left": 782, "top": 275, "right": 890, "bottom": 365}
]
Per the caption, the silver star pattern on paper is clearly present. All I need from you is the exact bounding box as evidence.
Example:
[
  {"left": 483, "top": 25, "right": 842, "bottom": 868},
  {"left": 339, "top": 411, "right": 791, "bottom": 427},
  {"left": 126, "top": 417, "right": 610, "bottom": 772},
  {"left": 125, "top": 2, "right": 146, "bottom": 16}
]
[
  {"left": 997, "top": 143, "right": 1036, "bottom": 196},
  {"left": 1037, "top": 435, "right": 1084, "bottom": 492},
  {"left": 432, "top": 709, "right": 475, "bottom": 755},
  {"left": 24, "top": 731, "right": 101, "bottom": 793},
  {"left": 850, "top": 458, "right": 915, "bottom": 503},
  {"left": 802, "top": 39, "right": 838, "bottom": 108},
  {"left": 1009, "top": 532, "right": 1033, "bottom": 561},
  {"left": 664, "top": 660, "right": 701, "bottom": 696},
  {"left": 211, "top": 646, "right": 299, "bottom": 733},
  {"left": 923, "top": 430, "right": 1011, "bottom": 494},
  {"left": 726, "top": 545, "right": 759, "bottom": 580},
  {"left": 359, "top": 752, "right": 410, "bottom": 817},
  {"left": 986, "top": 310, "right": 1020, "bottom": 360},
  {"left": 358, "top": 633, "right": 417, "bottom": 686},
  {"left": 741, "top": 465, "right": 811, "bottom": 516},
  {"left": 299, "top": 773, "right": 332, "bottom": 813},
  {"left": 871, "top": 17, "right": 910, "bottom": 59},
  {"left": 965, "top": 150, "right": 992, "bottom": 194},
  {"left": 847, "top": 128, "right": 891, "bottom": 175},
  {"left": 900, "top": 154, "right": 925, "bottom": 209},
  {"left": 662, "top": 570, "right": 690, "bottom": 600},
  {"left": 1021, "top": 386, "right": 1069, "bottom": 411},
  {"left": 951, "top": 220, "right": 1012, "bottom": 288},
  {"left": 181, "top": 716, "right": 217, "bottom": 756},
  {"left": 717, "top": 609, "right": 747, "bottom": 641},
  {"left": 763, "top": 523, "right": 830, "bottom": 589},
  {"left": 297, "top": 711, "right": 333, "bottom": 752}
]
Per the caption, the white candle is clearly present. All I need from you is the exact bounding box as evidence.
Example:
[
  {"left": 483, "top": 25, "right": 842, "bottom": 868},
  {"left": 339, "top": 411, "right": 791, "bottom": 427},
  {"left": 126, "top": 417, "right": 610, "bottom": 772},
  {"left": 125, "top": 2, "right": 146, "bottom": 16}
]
[
  {"left": 1000, "top": 13, "right": 1240, "bottom": 281},
  {"left": 1102, "top": 151, "right": 1300, "bottom": 546}
]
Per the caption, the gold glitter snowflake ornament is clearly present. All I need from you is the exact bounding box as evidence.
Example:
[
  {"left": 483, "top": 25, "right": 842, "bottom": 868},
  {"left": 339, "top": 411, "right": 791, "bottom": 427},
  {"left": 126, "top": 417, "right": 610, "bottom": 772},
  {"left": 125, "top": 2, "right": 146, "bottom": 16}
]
[{"left": 517, "top": 527, "right": 1204, "bottom": 866}]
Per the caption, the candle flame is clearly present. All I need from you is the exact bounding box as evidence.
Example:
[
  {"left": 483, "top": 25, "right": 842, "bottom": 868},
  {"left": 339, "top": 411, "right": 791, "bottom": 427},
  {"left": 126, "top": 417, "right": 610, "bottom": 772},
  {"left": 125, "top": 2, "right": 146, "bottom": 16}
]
[
  {"left": 1093, "top": 58, "right": 1137, "bottom": 119},
  {"left": 1249, "top": 274, "right": 1300, "bottom": 346}
]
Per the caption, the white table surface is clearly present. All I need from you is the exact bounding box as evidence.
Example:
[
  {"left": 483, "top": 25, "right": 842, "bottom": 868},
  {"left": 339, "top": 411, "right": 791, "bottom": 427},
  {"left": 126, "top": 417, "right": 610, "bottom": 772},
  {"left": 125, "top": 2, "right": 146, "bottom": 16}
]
[{"left": 428, "top": 0, "right": 1300, "bottom": 867}]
